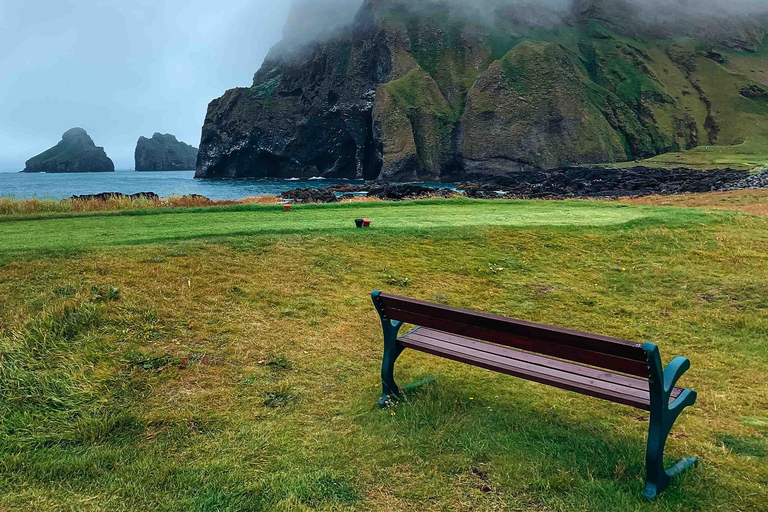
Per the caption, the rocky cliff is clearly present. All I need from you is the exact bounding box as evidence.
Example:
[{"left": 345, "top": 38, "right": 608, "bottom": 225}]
[
  {"left": 23, "top": 128, "right": 115, "bottom": 174},
  {"left": 135, "top": 133, "right": 198, "bottom": 171},
  {"left": 196, "top": 0, "right": 768, "bottom": 181}
]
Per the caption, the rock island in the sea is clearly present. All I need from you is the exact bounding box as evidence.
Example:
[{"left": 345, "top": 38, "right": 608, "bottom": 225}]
[
  {"left": 135, "top": 133, "right": 198, "bottom": 171},
  {"left": 22, "top": 128, "right": 115, "bottom": 173}
]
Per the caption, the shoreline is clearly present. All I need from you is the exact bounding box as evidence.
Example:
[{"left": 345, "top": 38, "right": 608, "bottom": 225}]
[
  {"left": 2, "top": 167, "right": 767, "bottom": 206},
  {"left": 3, "top": 183, "right": 768, "bottom": 218}
]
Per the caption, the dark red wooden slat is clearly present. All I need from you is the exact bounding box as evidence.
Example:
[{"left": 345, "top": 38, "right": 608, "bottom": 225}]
[
  {"left": 403, "top": 328, "right": 685, "bottom": 401},
  {"left": 399, "top": 333, "right": 653, "bottom": 410},
  {"left": 400, "top": 331, "right": 652, "bottom": 402},
  {"left": 388, "top": 308, "right": 651, "bottom": 377},
  {"left": 379, "top": 293, "right": 646, "bottom": 361},
  {"left": 406, "top": 329, "right": 650, "bottom": 391}
]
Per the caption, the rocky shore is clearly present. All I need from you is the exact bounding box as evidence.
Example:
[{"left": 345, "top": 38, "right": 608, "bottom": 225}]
[
  {"left": 57, "top": 166, "right": 768, "bottom": 206},
  {"left": 459, "top": 166, "right": 755, "bottom": 199},
  {"left": 282, "top": 183, "right": 456, "bottom": 203},
  {"left": 279, "top": 167, "right": 766, "bottom": 203},
  {"left": 69, "top": 192, "right": 160, "bottom": 201}
]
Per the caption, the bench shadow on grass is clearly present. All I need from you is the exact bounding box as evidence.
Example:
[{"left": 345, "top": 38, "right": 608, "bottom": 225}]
[{"left": 366, "top": 375, "right": 702, "bottom": 507}]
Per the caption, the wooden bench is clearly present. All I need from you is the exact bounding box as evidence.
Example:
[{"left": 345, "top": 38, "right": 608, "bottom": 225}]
[{"left": 372, "top": 291, "right": 698, "bottom": 499}]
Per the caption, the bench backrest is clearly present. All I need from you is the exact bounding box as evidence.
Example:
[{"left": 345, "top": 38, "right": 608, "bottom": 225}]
[{"left": 374, "top": 292, "right": 651, "bottom": 378}]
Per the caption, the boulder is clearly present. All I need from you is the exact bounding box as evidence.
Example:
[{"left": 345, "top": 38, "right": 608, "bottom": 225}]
[
  {"left": 281, "top": 188, "right": 339, "bottom": 203},
  {"left": 69, "top": 192, "right": 160, "bottom": 201}
]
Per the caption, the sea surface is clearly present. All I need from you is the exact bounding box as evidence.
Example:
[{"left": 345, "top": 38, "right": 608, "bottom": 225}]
[{"left": 0, "top": 170, "right": 455, "bottom": 201}]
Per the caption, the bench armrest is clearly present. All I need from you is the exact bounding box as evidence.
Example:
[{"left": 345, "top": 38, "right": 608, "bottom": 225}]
[{"left": 663, "top": 356, "right": 691, "bottom": 394}]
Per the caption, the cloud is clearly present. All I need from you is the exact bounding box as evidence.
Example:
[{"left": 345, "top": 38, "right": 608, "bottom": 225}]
[
  {"left": 279, "top": 0, "right": 768, "bottom": 43},
  {"left": 0, "top": 0, "right": 294, "bottom": 170}
]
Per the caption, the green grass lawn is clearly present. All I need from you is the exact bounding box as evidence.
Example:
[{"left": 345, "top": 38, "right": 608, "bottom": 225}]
[
  {"left": 1, "top": 199, "right": 767, "bottom": 511},
  {"left": 629, "top": 141, "right": 768, "bottom": 172},
  {"left": 0, "top": 199, "right": 656, "bottom": 255}
]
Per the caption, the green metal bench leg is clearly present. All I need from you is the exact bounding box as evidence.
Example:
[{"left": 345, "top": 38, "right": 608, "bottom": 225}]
[
  {"left": 643, "top": 343, "right": 698, "bottom": 500},
  {"left": 373, "top": 291, "right": 405, "bottom": 405}
]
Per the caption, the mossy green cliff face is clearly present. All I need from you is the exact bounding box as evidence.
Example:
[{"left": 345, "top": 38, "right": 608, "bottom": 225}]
[
  {"left": 196, "top": 0, "right": 768, "bottom": 181},
  {"left": 462, "top": 41, "right": 636, "bottom": 173}
]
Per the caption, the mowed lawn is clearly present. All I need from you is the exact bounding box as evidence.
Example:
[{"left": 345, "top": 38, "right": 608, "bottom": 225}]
[
  {"left": 0, "top": 199, "right": 767, "bottom": 511},
  {"left": 0, "top": 200, "right": 649, "bottom": 254}
]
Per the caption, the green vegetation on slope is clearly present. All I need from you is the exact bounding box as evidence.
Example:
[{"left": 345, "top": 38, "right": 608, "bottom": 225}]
[
  {"left": 1, "top": 199, "right": 768, "bottom": 510},
  {"left": 208, "top": 1, "right": 768, "bottom": 182},
  {"left": 629, "top": 141, "right": 768, "bottom": 171},
  {"left": 380, "top": 2, "right": 768, "bottom": 172}
]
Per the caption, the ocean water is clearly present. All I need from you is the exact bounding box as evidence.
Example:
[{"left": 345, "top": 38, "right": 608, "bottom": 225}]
[{"left": 0, "top": 170, "right": 456, "bottom": 201}]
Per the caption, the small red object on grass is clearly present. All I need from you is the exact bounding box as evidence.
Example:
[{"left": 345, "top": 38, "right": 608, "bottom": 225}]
[
  {"left": 363, "top": 219, "right": 372, "bottom": 227},
  {"left": 283, "top": 204, "right": 292, "bottom": 212}
]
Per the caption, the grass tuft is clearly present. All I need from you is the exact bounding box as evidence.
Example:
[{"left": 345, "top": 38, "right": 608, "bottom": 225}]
[
  {"left": 262, "top": 391, "right": 295, "bottom": 409},
  {"left": 261, "top": 355, "right": 293, "bottom": 371}
]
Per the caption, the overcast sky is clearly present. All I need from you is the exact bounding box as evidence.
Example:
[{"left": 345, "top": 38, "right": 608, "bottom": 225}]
[{"left": 0, "top": 0, "right": 295, "bottom": 170}]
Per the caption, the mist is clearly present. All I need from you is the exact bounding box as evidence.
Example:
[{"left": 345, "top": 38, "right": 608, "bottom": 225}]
[
  {"left": 275, "top": 0, "right": 768, "bottom": 47},
  {"left": 628, "top": 0, "right": 768, "bottom": 19},
  {"left": 409, "top": 0, "right": 768, "bottom": 22},
  {"left": 282, "top": 0, "right": 363, "bottom": 45}
]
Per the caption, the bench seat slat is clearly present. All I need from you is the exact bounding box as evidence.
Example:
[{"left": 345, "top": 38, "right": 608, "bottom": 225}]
[
  {"left": 408, "top": 329, "right": 683, "bottom": 400},
  {"left": 406, "top": 328, "right": 683, "bottom": 401},
  {"left": 407, "top": 328, "right": 662, "bottom": 394},
  {"left": 399, "top": 327, "right": 685, "bottom": 411},
  {"left": 387, "top": 308, "right": 651, "bottom": 377},
  {"left": 380, "top": 294, "right": 646, "bottom": 359}
]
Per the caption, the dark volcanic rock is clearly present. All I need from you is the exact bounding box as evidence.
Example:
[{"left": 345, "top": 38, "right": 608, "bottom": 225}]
[
  {"left": 366, "top": 184, "right": 456, "bottom": 201},
  {"left": 705, "top": 50, "right": 725, "bottom": 64},
  {"left": 23, "top": 128, "right": 115, "bottom": 174},
  {"left": 726, "top": 170, "right": 768, "bottom": 190},
  {"left": 69, "top": 192, "right": 160, "bottom": 201},
  {"left": 460, "top": 167, "right": 752, "bottom": 198},
  {"left": 460, "top": 186, "right": 506, "bottom": 199},
  {"left": 739, "top": 85, "right": 768, "bottom": 100},
  {"left": 135, "top": 133, "right": 198, "bottom": 171},
  {"left": 194, "top": 2, "right": 395, "bottom": 181},
  {"left": 281, "top": 188, "right": 339, "bottom": 203},
  {"left": 281, "top": 183, "right": 456, "bottom": 203}
]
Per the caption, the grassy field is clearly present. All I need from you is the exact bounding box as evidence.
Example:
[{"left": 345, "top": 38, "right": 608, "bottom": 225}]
[
  {"left": 625, "top": 142, "right": 768, "bottom": 172},
  {"left": 623, "top": 189, "right": 768, "bottom": 216},
  {"left": 1, "top": 198, "right": 767, "bottom": 511}
]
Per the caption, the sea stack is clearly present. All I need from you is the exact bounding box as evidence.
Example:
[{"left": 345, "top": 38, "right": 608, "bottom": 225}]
[
  {"left": 135, "top": 133, "right": 198, "bottom": 171},
  {"left": 22, "top": 128, "right": 115, "bottom": 173}
]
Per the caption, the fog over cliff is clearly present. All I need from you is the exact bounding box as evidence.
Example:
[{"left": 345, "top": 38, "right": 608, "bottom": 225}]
[{"left": 282, "top": 0, "right": 768, "bottom": 41}]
